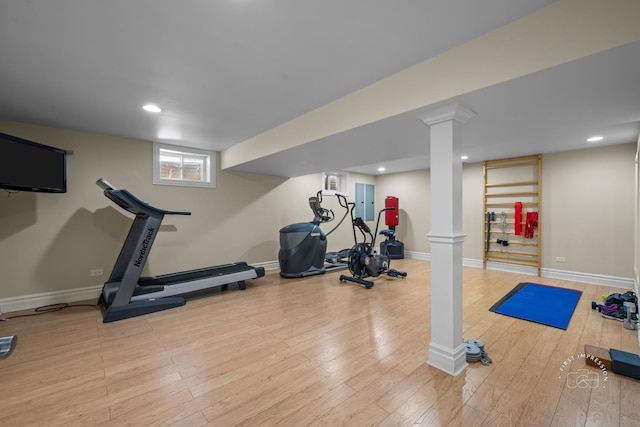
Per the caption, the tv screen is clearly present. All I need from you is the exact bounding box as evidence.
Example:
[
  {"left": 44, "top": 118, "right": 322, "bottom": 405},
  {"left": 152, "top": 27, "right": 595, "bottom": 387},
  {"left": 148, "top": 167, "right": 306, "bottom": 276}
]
[{"left": 0, "top": 132, "right": 67, "bottom": 193}]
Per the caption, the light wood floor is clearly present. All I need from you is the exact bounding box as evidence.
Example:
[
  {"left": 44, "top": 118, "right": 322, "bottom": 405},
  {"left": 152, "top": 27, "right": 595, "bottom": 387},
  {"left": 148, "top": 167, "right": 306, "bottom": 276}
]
[{"left": 1, "top": 259, "right": 639, "bottom": 426}]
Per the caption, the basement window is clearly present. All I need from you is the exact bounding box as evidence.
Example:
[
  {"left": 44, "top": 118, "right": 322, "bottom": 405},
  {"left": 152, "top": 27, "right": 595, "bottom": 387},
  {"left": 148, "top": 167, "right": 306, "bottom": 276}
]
[
  {"left": 321, "top": 171, "right": 349, "bottom": 196},
  {"left": 153, "top": 142, "right": 216, "bottom": 188}
]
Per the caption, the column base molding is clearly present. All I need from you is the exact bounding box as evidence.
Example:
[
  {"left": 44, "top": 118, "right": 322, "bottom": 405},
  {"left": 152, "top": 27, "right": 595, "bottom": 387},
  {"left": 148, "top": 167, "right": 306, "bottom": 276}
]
[{"left": 427, "top": 341, "right": 468, "bottom": 376}]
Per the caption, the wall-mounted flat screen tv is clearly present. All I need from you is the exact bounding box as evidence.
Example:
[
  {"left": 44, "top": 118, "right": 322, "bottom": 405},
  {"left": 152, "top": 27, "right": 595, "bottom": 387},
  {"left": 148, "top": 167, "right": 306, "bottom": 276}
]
[{"left": 0, "top": 132, "right": 67, "bottom": 193}]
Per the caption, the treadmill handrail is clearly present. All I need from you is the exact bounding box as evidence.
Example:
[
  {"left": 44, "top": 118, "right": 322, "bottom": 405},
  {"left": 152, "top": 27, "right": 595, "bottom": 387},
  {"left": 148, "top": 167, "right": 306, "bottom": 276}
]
[
  {"left": 96, "top": 178, "right": 116, "bottom": 191},
  {"left": 97, "top": 178, "right": 191, "bottom": 217}
]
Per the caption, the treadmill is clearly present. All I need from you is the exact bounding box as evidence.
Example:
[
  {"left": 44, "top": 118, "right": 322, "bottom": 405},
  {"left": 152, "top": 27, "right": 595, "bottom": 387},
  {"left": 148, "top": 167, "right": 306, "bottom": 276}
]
[{"left": 96, "top": 179, "right": 265, "bottom": 323}]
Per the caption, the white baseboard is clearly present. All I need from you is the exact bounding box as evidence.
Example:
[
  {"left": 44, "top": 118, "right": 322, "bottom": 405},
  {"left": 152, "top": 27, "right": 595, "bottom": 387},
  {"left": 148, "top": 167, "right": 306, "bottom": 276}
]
[
  {"left": 463, "top": 258, "right": 484, "bottom": 269},
  {"left": 0, "top": 285, "right": 102, "bottom": 314},
  {"left": 403, "top": 251, "right": 482, "bottom": 269},
  {"left": 405, "top": 251, "right": 483, "bottom": 269},
  {"left": 404, "top": 250, "right": 430, "bottom": 261},
  {"left": 540, "top": 268, "right": 634, "bottom": 289},
  {"left": 404, "top": 253, "right": 634, "bottom": 290},
  {"left": 485, "top": 261, "right": 539, "bottom": 276},
  {"left": 0, "top": 261, "right": 281, "bottom": 315},
  {"left": 1, "top": 257, "right": 633, "bottom": 315},
  {"left": 253, "top": 260, "right": 281, "bottom": 272}
]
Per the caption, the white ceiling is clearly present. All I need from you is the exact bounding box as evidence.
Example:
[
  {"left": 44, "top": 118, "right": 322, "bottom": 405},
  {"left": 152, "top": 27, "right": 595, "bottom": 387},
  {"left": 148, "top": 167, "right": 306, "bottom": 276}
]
[{"left": 1, "top": 1, "right": 639, "bottom": 177}]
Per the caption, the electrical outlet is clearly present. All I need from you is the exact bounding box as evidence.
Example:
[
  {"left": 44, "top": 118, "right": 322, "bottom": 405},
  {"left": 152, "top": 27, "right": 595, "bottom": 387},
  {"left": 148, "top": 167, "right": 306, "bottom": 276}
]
[
  {"left": 90, "top": 269, "right": 104, "bottom": 277},
  {"left": 555, "top": 256, "right": 566, "bottom": 263}
]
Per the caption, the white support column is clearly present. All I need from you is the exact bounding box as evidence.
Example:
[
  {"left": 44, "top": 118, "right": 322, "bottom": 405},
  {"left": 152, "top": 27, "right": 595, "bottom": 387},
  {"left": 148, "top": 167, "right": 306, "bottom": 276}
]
[{"left": 419, "top": 104, "right": 475, "bottom": 376}]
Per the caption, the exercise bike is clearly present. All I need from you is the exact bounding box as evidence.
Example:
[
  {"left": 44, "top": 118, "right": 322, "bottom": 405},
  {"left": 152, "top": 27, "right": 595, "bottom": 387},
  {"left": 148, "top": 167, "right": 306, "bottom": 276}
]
[{"left": 339, "top": 203, "right": 407, "bottom": 289}]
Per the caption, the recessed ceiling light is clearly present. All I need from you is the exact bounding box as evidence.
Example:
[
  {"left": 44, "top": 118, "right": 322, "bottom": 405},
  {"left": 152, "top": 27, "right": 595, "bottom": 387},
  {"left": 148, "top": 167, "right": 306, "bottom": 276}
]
[
  {"left": 461, "top": 155, "right": 469, "bottom": 160},
  {"left": 377, "top": 167, "right": 386, "bottom": 172},
  {"left": 587, "top": 135, "right": 603, "bottom": 142},
  {"left": 143, "top": 104, "right": 162, "bottom": 113}
]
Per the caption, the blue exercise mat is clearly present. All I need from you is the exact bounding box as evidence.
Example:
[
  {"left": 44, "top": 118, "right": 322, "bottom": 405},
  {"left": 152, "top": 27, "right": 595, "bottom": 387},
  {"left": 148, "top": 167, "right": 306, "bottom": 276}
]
[{"left": 489, "top": 282, "right": 582, "bottom": 330}]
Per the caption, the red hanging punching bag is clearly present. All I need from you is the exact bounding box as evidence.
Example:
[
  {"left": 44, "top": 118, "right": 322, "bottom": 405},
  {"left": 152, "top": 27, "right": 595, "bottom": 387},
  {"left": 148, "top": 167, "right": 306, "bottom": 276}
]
[{"left": 385, "top": 196, "right": 399, "bottom": 227}]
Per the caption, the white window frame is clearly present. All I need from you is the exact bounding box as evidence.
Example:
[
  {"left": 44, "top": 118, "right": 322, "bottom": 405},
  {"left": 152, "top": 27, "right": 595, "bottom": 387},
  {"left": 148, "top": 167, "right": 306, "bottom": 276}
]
[
  {"left": 153, "top": 142, "right": 216, "bottom": 188},
  {"left": 321, "top": 171, "right": 349, "bottom": 196}
]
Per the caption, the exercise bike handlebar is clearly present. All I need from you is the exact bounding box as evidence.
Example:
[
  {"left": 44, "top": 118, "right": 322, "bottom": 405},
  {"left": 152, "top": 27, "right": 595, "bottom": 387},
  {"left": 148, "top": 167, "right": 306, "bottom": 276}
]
[
  {"left": 346, "top": 203, "right": 395, "bottom": 247},
  {"left": 372, "top": 207, "right": 394, "bottom": 248}
]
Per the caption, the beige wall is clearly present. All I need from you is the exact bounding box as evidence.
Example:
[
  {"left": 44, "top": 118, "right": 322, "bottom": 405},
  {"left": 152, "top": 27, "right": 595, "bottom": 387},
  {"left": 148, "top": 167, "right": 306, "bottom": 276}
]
[
  {"left": 0, "top": 121, "right": 380, "bottom": 301},
  {"left": 376, "top": 143, "right": 637, "bottom": 278},
  {"left": 373, "top": 169, "right": 429, "bottom": 254},
  {"left": 0, "top": 121, "right": 324, "bottom": 299},
  {"left": 542, "top": 144, "right": 635, "bottom": 277},
  {"left": 373, "top": 162, "right": 509, "bottom": 260},
  {"left": 0, "top": 120, "right": 636, "bottom": 303},
  {"left": 328, "top": 173, "right": 377, "bottom": 252}
]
